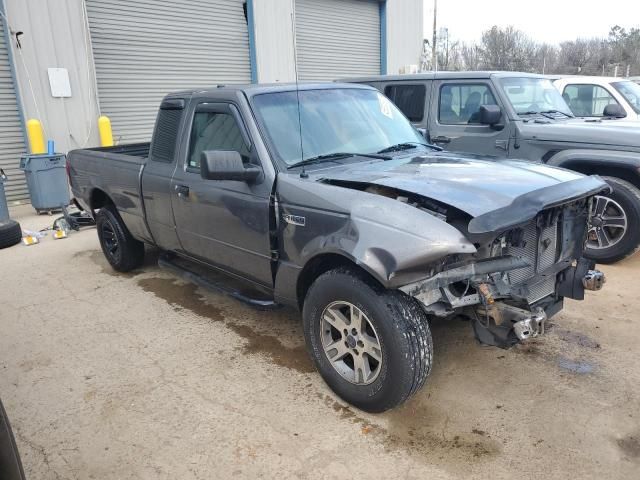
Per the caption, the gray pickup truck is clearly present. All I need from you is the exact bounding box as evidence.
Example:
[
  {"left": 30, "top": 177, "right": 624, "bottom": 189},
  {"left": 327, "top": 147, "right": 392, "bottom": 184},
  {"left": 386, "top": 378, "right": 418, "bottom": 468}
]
[
  {"left": 68, "top": 83, "right": 606, "bottom": 412},
  {"left": 348, "top": 72, "right": 640, "bottom": 264}
]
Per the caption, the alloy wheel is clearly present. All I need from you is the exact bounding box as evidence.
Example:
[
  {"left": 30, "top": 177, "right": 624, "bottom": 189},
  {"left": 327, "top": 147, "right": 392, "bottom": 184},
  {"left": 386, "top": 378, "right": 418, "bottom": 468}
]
[
  {"left": 587, "top": 195, "right": 628, "bottom": 250},
  {"left": 320, "top": 301, "right": 383, "bottom": 385}
]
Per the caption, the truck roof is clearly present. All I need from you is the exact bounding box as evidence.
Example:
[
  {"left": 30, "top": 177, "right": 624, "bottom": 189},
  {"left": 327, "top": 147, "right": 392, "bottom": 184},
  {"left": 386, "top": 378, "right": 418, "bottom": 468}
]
[
  {"left": 165, "top": 82, "right": 374, "bottom": 99},
  {"left": 342, "top": 71, "right": 548, "bottom": 83}
]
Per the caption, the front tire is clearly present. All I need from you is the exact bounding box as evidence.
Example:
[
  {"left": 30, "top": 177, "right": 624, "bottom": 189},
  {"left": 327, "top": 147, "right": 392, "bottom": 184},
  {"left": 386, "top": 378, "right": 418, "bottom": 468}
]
[
  {"left": 96, "top": 205, "right": 145, "bottom": 272},
  {"left": 585, "top": 176, "right": 640, "bottom": 264},
  {"left": 303, "top": 267, "right": 433, "bottom": 413}
]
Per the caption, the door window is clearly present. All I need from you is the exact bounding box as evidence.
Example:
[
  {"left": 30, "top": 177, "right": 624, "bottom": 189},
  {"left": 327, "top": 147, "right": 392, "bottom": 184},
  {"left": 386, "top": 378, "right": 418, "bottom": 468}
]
[
  {"left": 439, "top": 83, "right": 497, "bottom": 124},
  {"left": 187, "top": 111, "right": 250, "bottom": 169},
  {"left": 563, "top": 84, "right": 618, "bottom": 116},
  {"left": 384, "top": 84, "right": 426, "bottom": 122}
]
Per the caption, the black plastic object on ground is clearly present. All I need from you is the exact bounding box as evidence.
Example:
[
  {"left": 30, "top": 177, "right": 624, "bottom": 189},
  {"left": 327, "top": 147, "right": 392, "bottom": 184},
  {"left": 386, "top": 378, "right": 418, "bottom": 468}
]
[
  {"left": 0, "top": 399, "right": 26, "bottom": 480},
  {"left": 0, "top": 169, "right": 22, "bottom": 249}
]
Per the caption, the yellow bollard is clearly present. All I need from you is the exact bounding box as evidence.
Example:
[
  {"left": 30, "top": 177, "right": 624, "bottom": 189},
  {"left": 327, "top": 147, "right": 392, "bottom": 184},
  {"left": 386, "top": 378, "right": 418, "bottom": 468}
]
[
  {"left": 26, "top": 119, "right": 45, "bottom": 154},
  {"left": 98, "top": 116, "right": 114, "bottom": 147}
]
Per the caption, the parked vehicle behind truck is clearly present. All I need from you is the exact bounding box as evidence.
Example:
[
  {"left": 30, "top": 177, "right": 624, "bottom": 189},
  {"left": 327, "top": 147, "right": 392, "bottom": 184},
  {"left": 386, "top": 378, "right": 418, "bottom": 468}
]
[
  {"left": 68, "top": 83, "right": 606, "bottom": 412},
  {"left": 552, "top": 76, "right": 640, "bottom": 121},
  {"left": 348, "top": 72, "right": 640, "bottom": 264}
]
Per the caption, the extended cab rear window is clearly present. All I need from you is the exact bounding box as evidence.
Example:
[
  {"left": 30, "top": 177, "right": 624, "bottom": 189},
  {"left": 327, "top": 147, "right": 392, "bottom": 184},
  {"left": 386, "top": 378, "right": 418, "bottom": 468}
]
[
  {"left": 149, "top": 100, "right": 185, "bottom": 163},
  {"left": 384, "top": 84, "right": 426, "bottom": 122}
]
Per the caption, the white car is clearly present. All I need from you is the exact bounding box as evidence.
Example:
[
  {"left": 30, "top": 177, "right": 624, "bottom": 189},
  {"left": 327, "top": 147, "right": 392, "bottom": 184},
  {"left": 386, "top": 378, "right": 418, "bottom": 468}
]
[{"left": 553, "top": 76, "right": 640, "bottom": 121}]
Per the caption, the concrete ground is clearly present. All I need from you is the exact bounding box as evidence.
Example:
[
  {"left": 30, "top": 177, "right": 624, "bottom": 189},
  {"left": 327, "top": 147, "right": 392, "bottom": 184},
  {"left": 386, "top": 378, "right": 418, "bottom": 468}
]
[{"left": 1, "top": 204, "right": 639, "bottom": 480}]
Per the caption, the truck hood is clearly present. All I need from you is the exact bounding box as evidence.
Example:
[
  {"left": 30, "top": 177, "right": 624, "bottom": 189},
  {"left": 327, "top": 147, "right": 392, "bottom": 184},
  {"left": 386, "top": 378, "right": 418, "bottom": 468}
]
[
  {"left": 518, "top": 118, "right": 640, "bottom": 149},
  {"left": 313, "top": 152, "right": 608, "bottom": 232}
]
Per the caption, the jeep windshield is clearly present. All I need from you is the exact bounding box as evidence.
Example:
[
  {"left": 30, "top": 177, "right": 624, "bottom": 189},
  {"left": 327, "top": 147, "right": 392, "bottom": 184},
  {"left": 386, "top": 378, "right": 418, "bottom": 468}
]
[
  {"left": 499, "top": 77, "right": 573, "bottom": 118},
  {"left": 612, "top": 81, "right": 640, "bottom": 114},
  {"left": 251, "top": 88, "right": 429, "bottom": 167}
]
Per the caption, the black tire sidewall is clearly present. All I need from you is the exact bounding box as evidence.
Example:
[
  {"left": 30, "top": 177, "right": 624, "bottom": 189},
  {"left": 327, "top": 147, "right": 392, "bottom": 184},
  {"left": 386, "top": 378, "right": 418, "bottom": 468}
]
[
  {"left": 0, "top": 220, "right": 22, "bottom": 249},
  {"left": 96, "top": 206, "right": 143, "bottom": 271},
  {"left": 585, "top": 177, "right": 640, "bottom": 264},
  {"left": 303, "top": 269, "right": 428, "bottom": 412}
]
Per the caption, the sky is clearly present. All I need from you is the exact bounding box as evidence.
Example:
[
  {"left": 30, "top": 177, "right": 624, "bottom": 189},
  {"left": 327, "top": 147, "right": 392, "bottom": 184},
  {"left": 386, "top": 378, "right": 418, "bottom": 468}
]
[{"left": 424, "top": 0, "right": 640, "bottom": 45}]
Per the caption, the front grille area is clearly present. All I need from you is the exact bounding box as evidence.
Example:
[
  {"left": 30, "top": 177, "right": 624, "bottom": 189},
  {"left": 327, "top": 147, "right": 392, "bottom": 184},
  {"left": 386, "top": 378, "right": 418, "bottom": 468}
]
[{"left": 506, "top": 218, "right": 559, "bottom": 303}]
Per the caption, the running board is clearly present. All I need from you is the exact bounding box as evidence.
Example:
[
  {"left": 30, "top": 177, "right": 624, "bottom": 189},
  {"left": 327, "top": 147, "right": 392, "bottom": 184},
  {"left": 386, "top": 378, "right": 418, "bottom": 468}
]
[{"left": 158, "top": 253, "right": 279, "bottom": 310}]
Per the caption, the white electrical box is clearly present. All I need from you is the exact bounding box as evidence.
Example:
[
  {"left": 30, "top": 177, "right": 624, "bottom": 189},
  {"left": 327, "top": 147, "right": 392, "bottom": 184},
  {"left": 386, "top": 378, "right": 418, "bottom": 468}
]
[{"left": 47, "top": 68, "right": 72, "bottom": 97}]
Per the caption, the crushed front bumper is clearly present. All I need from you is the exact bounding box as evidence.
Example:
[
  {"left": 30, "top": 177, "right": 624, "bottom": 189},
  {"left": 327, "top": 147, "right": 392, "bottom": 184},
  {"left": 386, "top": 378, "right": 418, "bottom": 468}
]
[{"left": 400, "top": 256, "right": 605, "bottom": 348}]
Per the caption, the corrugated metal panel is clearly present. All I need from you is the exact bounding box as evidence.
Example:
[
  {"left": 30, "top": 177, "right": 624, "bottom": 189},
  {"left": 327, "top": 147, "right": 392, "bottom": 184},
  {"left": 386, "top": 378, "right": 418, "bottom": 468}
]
[
  {"left": 86, "top": 0, "right": 251, "bottom": 144},
  {"left": 295, "top": 0, "right": 380, "bottom": 81},
  {"left": 0, "top": 17, "right": 27, "bottom": 202}
]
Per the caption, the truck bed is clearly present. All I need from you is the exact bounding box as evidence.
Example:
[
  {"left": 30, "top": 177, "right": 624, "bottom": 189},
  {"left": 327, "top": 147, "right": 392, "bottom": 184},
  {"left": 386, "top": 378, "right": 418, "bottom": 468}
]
[
  {"left": 67, "top": 142, "right": 152, "bottom": 242},
  {"left": 76, "top": 142, "right": 151, "bottom": 161}
]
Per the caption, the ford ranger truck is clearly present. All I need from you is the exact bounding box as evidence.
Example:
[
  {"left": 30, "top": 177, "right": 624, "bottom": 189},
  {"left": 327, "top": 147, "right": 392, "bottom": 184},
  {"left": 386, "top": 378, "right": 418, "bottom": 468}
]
[
  {"left": 67, "top": 83, "right": 607, "bottom": 412},
  {"left": 347, "top": 72, "right": 640, "bottom": 264}
]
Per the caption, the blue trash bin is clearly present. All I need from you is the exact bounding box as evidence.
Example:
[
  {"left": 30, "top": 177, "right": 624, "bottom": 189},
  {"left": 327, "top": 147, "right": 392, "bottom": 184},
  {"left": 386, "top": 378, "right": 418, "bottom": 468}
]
[{"left": 19, "top": 154, "right": 70, "bottom": 214}]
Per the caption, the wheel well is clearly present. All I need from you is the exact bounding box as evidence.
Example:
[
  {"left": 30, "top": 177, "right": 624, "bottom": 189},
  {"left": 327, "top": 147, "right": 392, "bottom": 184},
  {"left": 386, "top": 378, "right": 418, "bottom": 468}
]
[
  {"left": 564, "top": 162, "right": 640, "bottom": 190},
  {"left": 296, "top": 253, "right": 378, "bottom": 310},
  {"left": 90, "top": 188, "right": 113, "bottom": 211}
]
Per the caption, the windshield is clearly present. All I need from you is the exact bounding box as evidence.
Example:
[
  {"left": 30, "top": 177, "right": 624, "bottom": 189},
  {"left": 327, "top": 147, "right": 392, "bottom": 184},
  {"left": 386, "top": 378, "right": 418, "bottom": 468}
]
[
  {"left": 251, "top": 88, "right": 425, "bottom": 166},
  {"left": 499, "top": 77, "right": 572, "bottom": 116},
  {"left": 612, "top": 81, "right": 640, "bottom": 114}
]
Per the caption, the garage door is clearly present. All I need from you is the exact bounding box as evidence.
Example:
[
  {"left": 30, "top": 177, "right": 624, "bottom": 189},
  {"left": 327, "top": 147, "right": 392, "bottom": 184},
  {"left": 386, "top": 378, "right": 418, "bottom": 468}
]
[
  {"left": 295, "top": 0, "right": 381, "bottom": 81},
  {"left": 86, "top": 0, "right": 251, "bottom": 144},
  {"left": 0, "top": 18, "right": 27, "bottom": 202}
]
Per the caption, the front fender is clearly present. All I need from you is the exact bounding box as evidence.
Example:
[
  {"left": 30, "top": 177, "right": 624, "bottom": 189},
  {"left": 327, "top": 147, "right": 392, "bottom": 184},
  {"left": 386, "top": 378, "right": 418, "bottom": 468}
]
[
  {"left": 547, "top": 149, "right": 640, "bottom": 178},
  {"left": 276, "top": 175, "right": 476, "bottom": 290}
]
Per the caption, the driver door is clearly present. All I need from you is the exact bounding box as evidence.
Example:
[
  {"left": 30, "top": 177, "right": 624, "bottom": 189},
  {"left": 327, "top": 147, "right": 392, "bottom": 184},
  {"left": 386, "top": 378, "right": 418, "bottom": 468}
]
[
  {"left": 428, "top": 80, "right": 510, "bottom": 157},
  {"left": 170, "top": 102, "right": 274, "bottom": 287}
]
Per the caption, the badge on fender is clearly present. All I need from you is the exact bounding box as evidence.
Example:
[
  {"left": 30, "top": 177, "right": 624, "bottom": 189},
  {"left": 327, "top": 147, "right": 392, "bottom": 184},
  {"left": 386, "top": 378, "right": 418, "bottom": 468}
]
[{"left": 283, "top": 214, "right": 306, "bottom": 226}]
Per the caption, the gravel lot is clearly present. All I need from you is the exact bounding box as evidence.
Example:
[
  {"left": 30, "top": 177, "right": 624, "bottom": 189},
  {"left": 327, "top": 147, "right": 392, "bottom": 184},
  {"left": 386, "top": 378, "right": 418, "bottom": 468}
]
[{"left": 1, "top": 204, "right": 639, "bottom": 479}]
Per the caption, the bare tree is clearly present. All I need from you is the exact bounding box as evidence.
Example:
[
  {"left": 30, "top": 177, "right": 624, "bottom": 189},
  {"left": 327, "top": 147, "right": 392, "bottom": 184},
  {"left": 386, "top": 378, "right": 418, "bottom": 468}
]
[
  {"left": 479, "top": 26, "right": 537, "bottom": 71},
  {"left": 460, "top": 43, "right": 481, "bottom": 70},
  {"left": 428, "top": 24, "right": 640, "bottom": 76}
]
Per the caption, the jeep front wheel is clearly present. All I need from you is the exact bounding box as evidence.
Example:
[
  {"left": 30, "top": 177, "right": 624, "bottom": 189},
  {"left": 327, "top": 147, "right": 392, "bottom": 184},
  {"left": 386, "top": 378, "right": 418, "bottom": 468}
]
[
  {"left": 585, "top": 176, "right": 640, "bottom": 264},
  {"left": 302, "top": 267, "right": 433, "bottom": 413}
]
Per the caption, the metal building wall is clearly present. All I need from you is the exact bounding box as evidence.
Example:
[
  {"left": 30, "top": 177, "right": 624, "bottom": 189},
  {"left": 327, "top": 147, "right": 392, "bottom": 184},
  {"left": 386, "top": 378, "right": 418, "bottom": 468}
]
[
  {"left": 4, "top": 0, "right": 101, "bottom": 156},
  {"left": 86, "top": 0, "right": 252, "bottom": 144},
  {"left": 253, "top": 0, "right": 424, "bottom": 82},
  {"left": 0, "top": 1, "right": 27, "bottom": 202},
  {"left": 295, "top": 0, "right": 381, "bottom": 81},
  {"left": 386, "top": 0, "right": 423, "bottom": 74},
  {"left": 252, "top": 0, "right": 296, "bottom": 83}
]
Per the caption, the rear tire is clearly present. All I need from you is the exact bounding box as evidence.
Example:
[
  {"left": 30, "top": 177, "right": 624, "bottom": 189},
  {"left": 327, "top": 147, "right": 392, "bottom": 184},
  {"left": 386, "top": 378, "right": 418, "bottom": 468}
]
[
  {"left": 0, "top": 220, "right": 22, "bottom": 249},
  {"left": 96, "top": 205, "right": 144, "bottom": 272},
  {"left": 584, "top": 176, "right": 640, "bottom": 264},
  {"left": 303, "top": 267, "right": 433, "bottom": 413}
]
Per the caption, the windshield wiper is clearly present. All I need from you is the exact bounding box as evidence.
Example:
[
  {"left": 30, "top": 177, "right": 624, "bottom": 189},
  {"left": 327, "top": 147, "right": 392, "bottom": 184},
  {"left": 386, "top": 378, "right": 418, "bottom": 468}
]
[
  {"left": 519, "top": 110, "right": 573, "bottom": 120},
  {"left": 377, "top": 142, "right": 438, "bottom": 154},
  {"left": 539, "top": 109, "right": 574, "bottom": 118},
  {"left": 286, "top": 152, "right": 391, "bottom": 170}
]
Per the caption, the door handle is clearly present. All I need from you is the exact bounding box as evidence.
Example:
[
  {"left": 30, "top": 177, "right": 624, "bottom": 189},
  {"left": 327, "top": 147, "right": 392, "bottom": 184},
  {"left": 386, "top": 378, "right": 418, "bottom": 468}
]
[
  {"left": 175, "top": 184, "right": 190, "bottom": 199},
  {"left": 431, "top": 136, "right": 451, "bottom": 144}
]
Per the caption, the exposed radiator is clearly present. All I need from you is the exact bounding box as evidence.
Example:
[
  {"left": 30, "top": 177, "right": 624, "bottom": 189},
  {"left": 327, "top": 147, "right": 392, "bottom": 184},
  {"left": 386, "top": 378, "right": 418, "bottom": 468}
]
[{"left": 506, "top": 219, "right": 559, "bottom": 303}]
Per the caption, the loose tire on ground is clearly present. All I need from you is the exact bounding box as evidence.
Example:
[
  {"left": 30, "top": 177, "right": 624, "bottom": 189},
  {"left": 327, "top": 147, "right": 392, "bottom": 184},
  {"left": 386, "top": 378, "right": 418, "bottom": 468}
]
[
  {"left": 585, "top": 176, "right": 640, "bottom": 264},
  {"left": 303, "top": 267, "right": 433, "bottom": 413},
  {"left": 0, "top": 220, "right": 22, "bottom": 249},
  {"left": 96, "top": 205, "right": 145, "bottom": 272}
]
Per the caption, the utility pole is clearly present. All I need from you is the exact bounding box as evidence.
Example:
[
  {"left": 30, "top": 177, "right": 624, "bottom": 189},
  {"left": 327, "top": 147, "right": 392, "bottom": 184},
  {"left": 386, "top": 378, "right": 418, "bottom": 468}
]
[{"left": 432, "top": 0, "right": 437, "bottom": 71}]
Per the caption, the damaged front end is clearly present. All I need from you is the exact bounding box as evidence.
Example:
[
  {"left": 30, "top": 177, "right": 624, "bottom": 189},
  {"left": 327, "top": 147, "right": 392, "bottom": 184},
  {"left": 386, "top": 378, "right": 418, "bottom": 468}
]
[{"left": 400, "top": 197, "right": 606, "bottom": 348}]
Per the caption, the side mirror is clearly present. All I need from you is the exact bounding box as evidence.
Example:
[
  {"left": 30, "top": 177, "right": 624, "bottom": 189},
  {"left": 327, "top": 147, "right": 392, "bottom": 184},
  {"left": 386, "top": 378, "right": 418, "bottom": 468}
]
[
  {"left": 416, "top": 127, "right": 429, "bottom": 140},
  {"left": 603, "top": 104, "right": 626, "bottom": 118},
  {"left": 479, "top": 105, "right": 503, "bottom": 129},
  {"left": 200, "top": 150, "right": 261, "bottom": 183}
]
